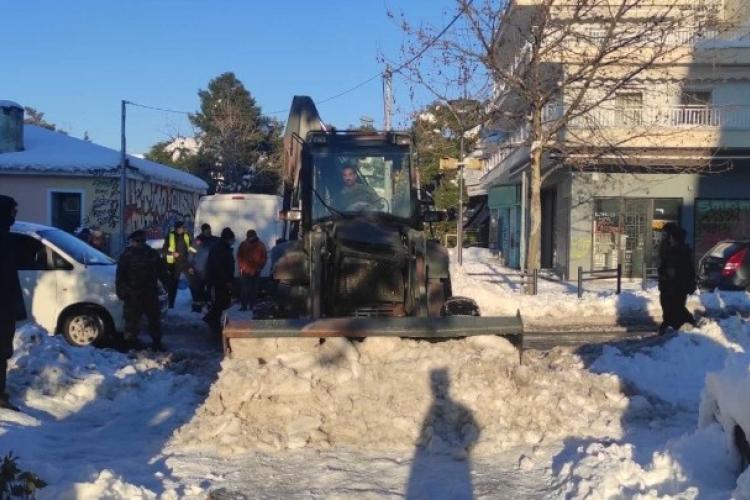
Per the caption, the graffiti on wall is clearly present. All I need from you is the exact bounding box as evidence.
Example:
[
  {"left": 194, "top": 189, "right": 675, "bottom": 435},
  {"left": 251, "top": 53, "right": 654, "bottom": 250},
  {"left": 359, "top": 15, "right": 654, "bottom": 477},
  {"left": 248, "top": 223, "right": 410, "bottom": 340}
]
[
  {"left": 695, "top": 199, "right": 750, "bottom": 259},
  {"left": 125, "top": 180, "right": 200, "bottom": 238},
  {"left": 85, "top": 170, "right": 120, "bottom": 230}
]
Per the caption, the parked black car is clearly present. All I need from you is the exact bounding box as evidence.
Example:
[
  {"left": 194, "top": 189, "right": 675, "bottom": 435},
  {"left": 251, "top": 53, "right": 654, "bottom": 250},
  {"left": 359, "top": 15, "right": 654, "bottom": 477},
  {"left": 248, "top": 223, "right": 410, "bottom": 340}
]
[{"left": 697, "top": 240, "right": 750, "bottom": 291}]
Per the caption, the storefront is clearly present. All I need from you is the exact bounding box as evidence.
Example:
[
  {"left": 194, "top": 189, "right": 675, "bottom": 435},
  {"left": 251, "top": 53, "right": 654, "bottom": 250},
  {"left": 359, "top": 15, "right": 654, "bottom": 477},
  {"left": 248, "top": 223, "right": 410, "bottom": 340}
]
[
  {"left": 591, "top": 197, "right": 682, "bottom": 277},
  {"left": 488, "top": 184, "right": 522, "bottom": 268}
]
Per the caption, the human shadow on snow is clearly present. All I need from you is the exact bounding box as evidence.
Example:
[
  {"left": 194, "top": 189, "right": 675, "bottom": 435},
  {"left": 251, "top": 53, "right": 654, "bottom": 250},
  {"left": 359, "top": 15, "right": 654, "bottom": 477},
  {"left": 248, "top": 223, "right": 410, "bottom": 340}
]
[{"left": 405, "top": 368, "right": 480, "bottom": 500}]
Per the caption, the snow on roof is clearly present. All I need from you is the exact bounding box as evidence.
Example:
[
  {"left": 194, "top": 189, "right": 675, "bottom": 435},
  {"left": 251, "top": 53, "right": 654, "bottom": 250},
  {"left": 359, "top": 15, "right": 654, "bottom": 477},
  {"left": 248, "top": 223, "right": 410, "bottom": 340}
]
[
  {"left": 0, "top": 100, "right": 22, "bottom": 109},
  {"left": 0, "top": 125, "right": 208, "bottom": 192}
]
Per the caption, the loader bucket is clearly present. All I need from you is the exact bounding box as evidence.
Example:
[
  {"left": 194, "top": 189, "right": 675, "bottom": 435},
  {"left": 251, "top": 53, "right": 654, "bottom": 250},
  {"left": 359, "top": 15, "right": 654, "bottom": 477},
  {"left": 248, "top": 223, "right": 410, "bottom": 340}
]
[{"left": 222, "top": 311, "right": 524, "bottom": 360}]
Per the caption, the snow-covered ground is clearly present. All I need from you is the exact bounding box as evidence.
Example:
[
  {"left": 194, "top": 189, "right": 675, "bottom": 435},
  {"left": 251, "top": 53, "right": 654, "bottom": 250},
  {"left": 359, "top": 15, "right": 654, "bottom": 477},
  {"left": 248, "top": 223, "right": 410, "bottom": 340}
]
[
  {"left": 2, "top": 255, "right": 750, "bottom": 498},
  {"left": 452, "top": 247, "right": 750, "bottom": 328}
]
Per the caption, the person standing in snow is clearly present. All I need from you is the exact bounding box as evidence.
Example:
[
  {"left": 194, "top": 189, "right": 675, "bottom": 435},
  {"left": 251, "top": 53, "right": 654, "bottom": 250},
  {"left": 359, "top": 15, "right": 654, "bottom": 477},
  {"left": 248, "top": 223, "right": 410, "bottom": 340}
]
[
  {"left": 0, "top": 195, "right": 25, "bottom": 411},
  {"left": 204, "top": 228, "right": 236, "bottom": 336},
  {"left": 117, "top": 229, "right": 170, "bottom": 351},
  {"left": 188, "top": 223, "right": 219, "bottom": 313},
  {"left": 161, "top": 221, "right": 196, "bottom": 309},
  {"left": 237, "top": 229, "right": 267, "bottom": 311},
  {"left": 658, "top": 222, "right": 696, "bottom": 335}
]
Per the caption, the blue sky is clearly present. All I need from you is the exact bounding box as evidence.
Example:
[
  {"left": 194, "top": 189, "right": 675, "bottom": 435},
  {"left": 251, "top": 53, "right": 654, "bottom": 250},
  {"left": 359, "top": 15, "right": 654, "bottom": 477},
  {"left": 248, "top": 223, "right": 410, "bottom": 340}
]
[{"left": 2, "top": 0, "right": 456, "bottom": 154}]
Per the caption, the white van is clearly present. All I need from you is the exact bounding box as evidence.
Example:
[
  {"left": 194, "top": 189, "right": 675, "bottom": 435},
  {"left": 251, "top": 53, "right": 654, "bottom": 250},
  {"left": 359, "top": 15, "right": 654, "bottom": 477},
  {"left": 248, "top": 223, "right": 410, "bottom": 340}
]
[
  {"left": 194, "top": 194, "right": 283, "bottom": 277},
  {"left": 10, "top": 221, "right": 167, "bottom": 347}
]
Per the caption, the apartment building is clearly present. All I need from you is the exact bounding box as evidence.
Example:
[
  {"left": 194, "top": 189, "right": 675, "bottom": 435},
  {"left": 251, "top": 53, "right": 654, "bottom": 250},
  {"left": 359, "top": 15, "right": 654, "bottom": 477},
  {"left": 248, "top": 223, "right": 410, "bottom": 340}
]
[{"left": 474, "top": 0, "right": 750, "bottom": 278}]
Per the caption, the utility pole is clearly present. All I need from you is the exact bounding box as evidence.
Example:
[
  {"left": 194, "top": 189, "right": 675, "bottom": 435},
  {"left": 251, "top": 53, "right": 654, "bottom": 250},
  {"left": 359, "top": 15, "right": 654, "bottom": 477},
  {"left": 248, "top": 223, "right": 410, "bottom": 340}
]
[
  {"left": 383, "top": 65, "right": 393, "bottom": 131},
  {"left": 520, "top": 170, "right": 527, "bottom": 272},
  {"left": 457, "top": 135, "right": 465, "bottom": 266},
  {"left": 119, "top": 100, "right": 128, "bottom": 253}
]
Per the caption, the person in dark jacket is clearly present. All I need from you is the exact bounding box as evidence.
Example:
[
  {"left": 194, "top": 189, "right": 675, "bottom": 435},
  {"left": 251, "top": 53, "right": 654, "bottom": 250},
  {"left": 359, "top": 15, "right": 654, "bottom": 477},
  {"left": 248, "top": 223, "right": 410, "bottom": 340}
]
[
  {"left": 0, "top": 195, "right": 25, "bottom": 411},
  {"left": 188, "top": 223, "right": 219, "bottom": 313},
  {"left": 658, "top": 222, "right": 697, "bottom": 335},
  {"left": 204, "top": 228, "right": 236, "bottom": 336},
  {"left": 117, "top": 229, "right": 170, "bottom": 351},
  {"left": 161, "top": 221, "right": 196, "bottom": 309}
]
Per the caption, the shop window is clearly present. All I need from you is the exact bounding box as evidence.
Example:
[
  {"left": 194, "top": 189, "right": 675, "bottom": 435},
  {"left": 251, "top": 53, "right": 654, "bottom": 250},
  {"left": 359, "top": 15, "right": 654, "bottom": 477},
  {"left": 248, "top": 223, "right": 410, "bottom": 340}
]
[
  {"left": 593, "top": 197, "right": 682, "bottom": 276},
  {"left": 593, "top": 199, "right": 621, "bottom": 269}
]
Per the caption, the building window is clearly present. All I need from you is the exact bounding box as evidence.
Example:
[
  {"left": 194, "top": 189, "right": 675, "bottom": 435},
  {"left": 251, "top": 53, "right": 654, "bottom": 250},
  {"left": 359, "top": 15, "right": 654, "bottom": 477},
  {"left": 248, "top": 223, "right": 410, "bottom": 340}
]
[
  {"left": 680, "top": 90, "right": 712, "bottom": 106},
  {"left": 51, "top": 192, "right": 82, "bottom": 233},
  {"left": 615, "top": 92, "right": 643, "bottom": 126}
]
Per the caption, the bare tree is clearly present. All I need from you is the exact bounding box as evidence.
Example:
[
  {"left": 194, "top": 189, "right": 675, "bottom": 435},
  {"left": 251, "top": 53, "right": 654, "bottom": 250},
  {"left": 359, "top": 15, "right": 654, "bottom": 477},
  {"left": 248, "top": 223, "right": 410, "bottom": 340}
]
[{"left": 398, "top": 0, "right": 742, "bottom": 272}]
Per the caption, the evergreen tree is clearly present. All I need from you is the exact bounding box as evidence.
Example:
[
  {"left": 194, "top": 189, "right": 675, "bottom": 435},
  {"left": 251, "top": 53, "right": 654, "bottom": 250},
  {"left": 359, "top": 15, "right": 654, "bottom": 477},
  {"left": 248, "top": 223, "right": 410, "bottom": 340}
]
[{"left": 189, "top": 72, "right": 279, "bottom": 193}]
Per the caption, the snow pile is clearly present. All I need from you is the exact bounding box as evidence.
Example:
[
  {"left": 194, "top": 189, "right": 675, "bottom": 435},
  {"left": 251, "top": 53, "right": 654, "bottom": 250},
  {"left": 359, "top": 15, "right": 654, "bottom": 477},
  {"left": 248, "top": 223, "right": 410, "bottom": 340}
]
[
  {"left": 698, "top": 318, "right": 750, "bottom": 499},
  {"left": 451, "top": 247, "right": 750, "bottom": 327},
  {"left": 592, "top": 316, "right": 750, "bottom": 409},
  {"left": 558, "top": 424, "right": 737, "bottom": 498},
  {"left": 556, "top": 316, "right": 750, "bottom": 498},
  {"left": 170, "top": 336, "right": 633, "bottom": 457},
  {"left": 1, "top": 322, "right": 216, "bottom": 498}
]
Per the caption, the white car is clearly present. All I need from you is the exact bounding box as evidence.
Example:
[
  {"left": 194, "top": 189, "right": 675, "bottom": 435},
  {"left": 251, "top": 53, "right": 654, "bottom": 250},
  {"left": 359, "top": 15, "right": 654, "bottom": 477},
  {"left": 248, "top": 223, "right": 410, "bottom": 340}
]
[{"left": 10, "top": 221, "right": 167, "bottom": 347}]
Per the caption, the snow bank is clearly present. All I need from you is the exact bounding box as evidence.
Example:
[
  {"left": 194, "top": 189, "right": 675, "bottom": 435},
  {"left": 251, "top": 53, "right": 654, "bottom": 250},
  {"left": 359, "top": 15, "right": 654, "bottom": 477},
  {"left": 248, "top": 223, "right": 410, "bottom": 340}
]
[
  {"left": 171, "top": 336, "right": 633, "bottom": 457},
  {"left": 592, "top": 316, "right": 749, "bottom": 409},
  {"left": 0, "top": 319, "right": 216, "bottom": 498},
  {"left": 698, "top": 318, "right": 750, "bottom": 498},
  {"left": 558, "top": 424, "right": 737, "bottom": 498},
  {"left": 557, "top": 316, "right": 750, "bottom": 498}
]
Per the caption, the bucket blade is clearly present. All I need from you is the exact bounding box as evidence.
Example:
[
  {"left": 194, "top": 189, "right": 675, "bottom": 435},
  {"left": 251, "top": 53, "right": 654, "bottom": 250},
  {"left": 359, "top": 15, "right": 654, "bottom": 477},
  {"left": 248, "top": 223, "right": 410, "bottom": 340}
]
[{"left": 222, "top": 313, "right": 524, "bottom": 357}]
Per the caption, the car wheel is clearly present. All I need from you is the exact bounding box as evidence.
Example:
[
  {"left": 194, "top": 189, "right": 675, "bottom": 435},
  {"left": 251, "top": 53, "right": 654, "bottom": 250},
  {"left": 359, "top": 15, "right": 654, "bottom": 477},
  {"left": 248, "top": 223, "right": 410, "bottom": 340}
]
[{"left": 62, "top": 309, "right": 106, "bottom": 347}]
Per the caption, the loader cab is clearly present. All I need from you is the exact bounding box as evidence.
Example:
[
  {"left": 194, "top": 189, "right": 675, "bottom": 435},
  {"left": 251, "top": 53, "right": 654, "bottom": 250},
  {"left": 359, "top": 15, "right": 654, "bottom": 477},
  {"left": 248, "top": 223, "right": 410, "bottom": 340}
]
[{"left": 299, "top": 131, "right": 419, "bottom": 230}]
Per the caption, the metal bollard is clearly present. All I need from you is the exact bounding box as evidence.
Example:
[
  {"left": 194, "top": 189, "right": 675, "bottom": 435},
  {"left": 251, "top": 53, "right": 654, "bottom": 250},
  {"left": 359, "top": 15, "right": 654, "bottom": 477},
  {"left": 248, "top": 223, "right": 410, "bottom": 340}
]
[
  {"left": 577, "top": 266, "right": 583, "bottom": 298},
  {"left": 533, "top": 268, "right": 538, "bottom": 295},
  {"left": 616, "top": 264, "right": 622, "bottom": 295}
]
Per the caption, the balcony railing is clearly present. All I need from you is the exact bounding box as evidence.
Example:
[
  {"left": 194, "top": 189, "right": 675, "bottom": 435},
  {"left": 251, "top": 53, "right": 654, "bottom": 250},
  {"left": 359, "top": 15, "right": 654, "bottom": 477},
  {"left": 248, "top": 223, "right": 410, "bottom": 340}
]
[
  {"left": 482, "top": 124, "right": 529, "bottom": 175},
  {"left": 669, "top": 25, "right": 750, "bottom": 45},
  {"left": 550, "top": 105, "right": 750, "bottom": 129},
  {"left": 482, "top": 104, "right": 750, "bottom": 175}
]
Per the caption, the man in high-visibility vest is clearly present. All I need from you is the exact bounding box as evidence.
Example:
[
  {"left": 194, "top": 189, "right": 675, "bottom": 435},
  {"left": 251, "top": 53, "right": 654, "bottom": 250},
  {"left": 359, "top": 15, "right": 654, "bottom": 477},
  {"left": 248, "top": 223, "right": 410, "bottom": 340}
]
[{"left": 161, "top": 221, "right": 196, "bottom": 308}]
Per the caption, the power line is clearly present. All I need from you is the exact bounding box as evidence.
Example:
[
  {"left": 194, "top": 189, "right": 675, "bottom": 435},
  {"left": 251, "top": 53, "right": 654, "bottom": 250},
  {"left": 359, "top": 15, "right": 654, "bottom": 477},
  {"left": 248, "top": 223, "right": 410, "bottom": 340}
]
[
  {"left": 125, "top": 100, "right": 190, "bottom": 115},
  {"left": 125, "top": 1, "right": 471, "bottom": 118}
]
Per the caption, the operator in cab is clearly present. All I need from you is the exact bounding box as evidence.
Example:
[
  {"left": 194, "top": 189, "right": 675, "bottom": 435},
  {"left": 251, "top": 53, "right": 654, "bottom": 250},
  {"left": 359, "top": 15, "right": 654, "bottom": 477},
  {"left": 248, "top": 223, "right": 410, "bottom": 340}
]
[{"left": 337, "top": 165, "right": 382, "bottom": 211}]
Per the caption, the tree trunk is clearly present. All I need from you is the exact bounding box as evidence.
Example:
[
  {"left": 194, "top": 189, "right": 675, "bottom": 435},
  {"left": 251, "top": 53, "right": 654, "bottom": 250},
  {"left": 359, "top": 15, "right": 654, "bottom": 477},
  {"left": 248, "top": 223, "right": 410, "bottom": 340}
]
[{"left": 526, "top": 145, "right": 542, "bottom": 274}]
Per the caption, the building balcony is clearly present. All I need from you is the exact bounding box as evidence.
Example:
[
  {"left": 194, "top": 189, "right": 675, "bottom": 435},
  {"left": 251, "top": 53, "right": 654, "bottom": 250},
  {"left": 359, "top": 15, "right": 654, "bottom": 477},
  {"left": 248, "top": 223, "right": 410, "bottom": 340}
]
[
  {"left": 481, "top": 104, "right": 750, "bottom": 181},
  {"left": 555, "top": 104, "right": 750, "bottom": 129}
]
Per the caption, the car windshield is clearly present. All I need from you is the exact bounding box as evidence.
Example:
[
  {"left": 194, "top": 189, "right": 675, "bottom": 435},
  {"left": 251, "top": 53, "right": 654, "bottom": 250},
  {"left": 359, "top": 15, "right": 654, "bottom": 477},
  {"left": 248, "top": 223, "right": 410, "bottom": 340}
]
[
  {"left": 311, "top": 149, "right": 413, "bottom": 220},
  {"left": 39, "top": 229, "right": 115, "bottom": 265}
]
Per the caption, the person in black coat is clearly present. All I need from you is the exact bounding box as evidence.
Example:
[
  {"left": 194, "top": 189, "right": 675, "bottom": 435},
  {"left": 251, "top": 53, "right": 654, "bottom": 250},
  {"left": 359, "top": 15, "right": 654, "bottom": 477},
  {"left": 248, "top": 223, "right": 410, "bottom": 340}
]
[
  {"left": 204, "top": 227, "right": 236, "bottom": 336},
  {"left": 658, "top": 222, "right": 697, "bottom": 334},
  {"left": 0, "top": 195, "right": 26, "bottom": 411},
  {"left": 117, "top": 229, "right": 170, "bottom": 351}
]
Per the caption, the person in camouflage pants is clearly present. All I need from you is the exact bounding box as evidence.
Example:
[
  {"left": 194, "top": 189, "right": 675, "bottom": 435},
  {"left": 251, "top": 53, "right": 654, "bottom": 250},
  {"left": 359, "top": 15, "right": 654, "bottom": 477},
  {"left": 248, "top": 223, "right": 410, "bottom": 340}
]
[{"left": 116, "top": 229, "right": 170, "bottom": 351}]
